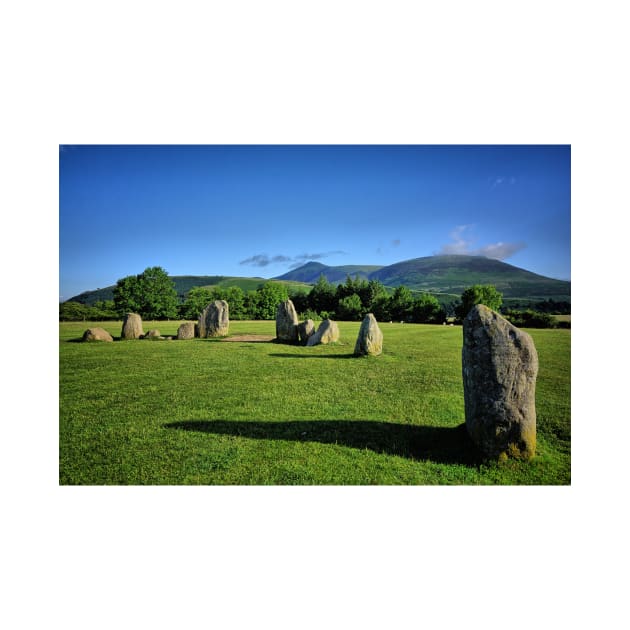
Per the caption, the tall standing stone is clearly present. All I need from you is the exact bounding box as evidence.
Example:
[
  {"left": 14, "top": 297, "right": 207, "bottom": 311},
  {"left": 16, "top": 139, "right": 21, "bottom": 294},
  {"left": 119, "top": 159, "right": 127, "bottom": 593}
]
[
  {"left": 276, "top": 299, "right": 299, "bottom": 343},
  {"left": 121, "top": 313, "right": 144, "bottom": 339},
  {"left": 198, "top": 300, "right": 230, "bottom": 337},
  {"left": 462, "top": 304, "right": 538, "bottom": 461},
  {"left": 297, "top": 319, "right": 316, "bottom": 345},
  {"left": 354, "top": 313, "right": 383, "bottom": 356},
  {"left": 306, "top": 319, "right": 340, "bottom": 346}
]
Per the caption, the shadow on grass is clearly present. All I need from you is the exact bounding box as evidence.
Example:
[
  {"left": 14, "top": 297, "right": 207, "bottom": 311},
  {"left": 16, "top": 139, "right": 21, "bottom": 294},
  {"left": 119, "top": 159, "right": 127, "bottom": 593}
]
[
  {"left": 164, "top": 419, "right": 479, "bottom": 465},
  {"left": 268, "top": 352, "right": 356, "bottom": 360}
]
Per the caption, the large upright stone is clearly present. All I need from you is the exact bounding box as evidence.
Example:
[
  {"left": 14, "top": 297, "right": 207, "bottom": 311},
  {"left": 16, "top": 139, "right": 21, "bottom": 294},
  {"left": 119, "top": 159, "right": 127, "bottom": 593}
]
[
  {"left": 354, "top": 313, "right": 383, "bottom": 356},
  {"left": 177, "top": 322, "right": 195, "bottom": 340},
  {"left": 121, "top": 313, "right": 144, "bottom": 339},
  {"left": 276, "top": 299, "right": 299, "bottom": 343},
  {"left": 82, "top": 327, "right": 113, "bottom": 342},
  {"left": 198, "top": 300, "right": 229, "bottom": 337},
  {"left": 297, "top": 319, "right": 316, "bottom": 345},
  {"left": 462, "top": 304, "right": 538, "bottom": 461},
  {"left": 306, "top": 319, "right": 340, "bottom": 346}
]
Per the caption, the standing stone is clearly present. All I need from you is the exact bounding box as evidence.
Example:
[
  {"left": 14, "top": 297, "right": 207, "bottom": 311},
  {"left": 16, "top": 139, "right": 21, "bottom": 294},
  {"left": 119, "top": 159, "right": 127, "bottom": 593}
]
[
  {"left": 462, "top": 304, "right": 538, "bottom": 461},
  {"left": 198, "top": 300, "right": 230, "bottom": 337},
  {"left": 306, "top": 319, "right": 340, "bottom": 346},
  {"left": 297, "top": 319, "right": 316, "bottom": 345},
  {"left": 82, "top": 327, "right": 114, "bottom": 342},
  {"left": 276, "top": 299, "right": 299, "bottom": 343},
  {"left": 121, "top": 313, "right": 144, "bottom": 339},
  {"left": 177, "top": 322, "right": 195, "bottom": 340},
  {"left": 354, "top": 313, "right": 383, "bottom": 356}
]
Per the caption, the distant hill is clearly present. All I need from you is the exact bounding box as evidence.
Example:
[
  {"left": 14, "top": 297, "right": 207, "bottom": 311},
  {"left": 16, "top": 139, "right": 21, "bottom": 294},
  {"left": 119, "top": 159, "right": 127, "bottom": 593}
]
[
  {"left": 274, "top": 261, "right": 383, "bottom": 284},
  {"left": 66, "top": 276, "right": 311, "bottom": 305},
  {"left": 275, "top": 255, "right": 570, "bottom": 301},
  {"left": 66, "top": 255, "right": 570, "bottom": 306}
]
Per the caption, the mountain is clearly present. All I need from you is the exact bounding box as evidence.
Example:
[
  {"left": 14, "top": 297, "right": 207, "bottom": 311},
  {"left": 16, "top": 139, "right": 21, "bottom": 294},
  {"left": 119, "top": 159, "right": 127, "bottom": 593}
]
[
  {"left": 275, "top": 255, "right": 571, "bottom": 300},
  {"left": 66, "top": 255, "right": 570, "bottom": 306},
  {"left": 274, "top": 262, "right": 383, "bottom": 284}
]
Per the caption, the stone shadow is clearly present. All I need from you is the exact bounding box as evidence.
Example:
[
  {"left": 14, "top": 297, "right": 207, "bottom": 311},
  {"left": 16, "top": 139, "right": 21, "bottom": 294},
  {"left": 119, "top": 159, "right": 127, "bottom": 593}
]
[
  {"left": 164, "top": 419, "right": 479, "bottom": 465},
  {"left": 268, "top": 353, "right": 356, "bottom": 360}
]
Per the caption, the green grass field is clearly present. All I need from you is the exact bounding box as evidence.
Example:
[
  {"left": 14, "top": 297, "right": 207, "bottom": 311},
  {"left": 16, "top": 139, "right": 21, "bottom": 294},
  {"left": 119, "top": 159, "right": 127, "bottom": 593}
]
[{"left": 59, "top": 320, "right": 570, "bottom": 485}]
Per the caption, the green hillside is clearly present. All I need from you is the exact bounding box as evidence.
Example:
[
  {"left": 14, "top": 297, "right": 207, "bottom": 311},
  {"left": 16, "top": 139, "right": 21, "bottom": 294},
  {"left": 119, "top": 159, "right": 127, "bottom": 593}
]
[
  {"left": 65, "top": 255, "right": 570, "bottom": 306},
  {"left": 370, "top": 255, "right": 571, "bottom": 299},
  {"left": 276, "top": 255, "right": 570, "bottom": 301},
  {"left": 274, "top": 262, "right": 383, "bottom": 284},
  {"left": 67, "top": 276, "right": 311, "bottom": 305}
]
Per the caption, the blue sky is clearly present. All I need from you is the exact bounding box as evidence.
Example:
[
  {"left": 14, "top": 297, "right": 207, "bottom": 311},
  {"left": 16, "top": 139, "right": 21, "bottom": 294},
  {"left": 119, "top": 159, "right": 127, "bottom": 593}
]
[{"left": 59, "top": 145, "right": 570, "bottom": 300}]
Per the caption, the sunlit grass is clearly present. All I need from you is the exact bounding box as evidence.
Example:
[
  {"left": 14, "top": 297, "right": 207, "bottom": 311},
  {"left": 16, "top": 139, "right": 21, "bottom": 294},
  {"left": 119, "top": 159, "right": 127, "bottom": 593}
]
[{"left": 59, "top": 320, "right": 570, "bottom": 484}]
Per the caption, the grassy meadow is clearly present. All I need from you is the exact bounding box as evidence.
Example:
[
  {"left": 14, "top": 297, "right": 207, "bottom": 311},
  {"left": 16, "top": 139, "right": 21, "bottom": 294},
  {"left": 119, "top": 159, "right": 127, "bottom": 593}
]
[{"left": 59, "top": 319, "right": 570, "bottom": 485}]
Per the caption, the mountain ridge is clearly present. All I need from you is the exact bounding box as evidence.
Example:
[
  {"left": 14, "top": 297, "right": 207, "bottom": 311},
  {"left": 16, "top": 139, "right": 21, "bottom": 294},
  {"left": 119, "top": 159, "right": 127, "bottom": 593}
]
[
  {"left": 275, "top": 255, "right": 570, "bottom": 299},
  {"left": 65, "top": 255, "right": 570, "bottom": 305}
]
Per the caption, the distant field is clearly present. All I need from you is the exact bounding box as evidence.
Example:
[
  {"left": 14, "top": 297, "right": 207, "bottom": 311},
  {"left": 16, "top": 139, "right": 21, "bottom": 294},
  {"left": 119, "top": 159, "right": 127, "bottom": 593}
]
[
  {"left": 554, "top": 314, "right": 571, "bottom": 323},
  {"left": 59, "top": 320, "right": 570, "bottom": 485}
]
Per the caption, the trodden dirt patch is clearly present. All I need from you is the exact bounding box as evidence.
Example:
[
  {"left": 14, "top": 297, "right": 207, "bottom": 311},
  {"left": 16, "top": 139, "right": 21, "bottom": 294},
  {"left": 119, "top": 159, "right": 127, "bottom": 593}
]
[{"left": 221, "top": 334, "right": 275, "bottom": 343}]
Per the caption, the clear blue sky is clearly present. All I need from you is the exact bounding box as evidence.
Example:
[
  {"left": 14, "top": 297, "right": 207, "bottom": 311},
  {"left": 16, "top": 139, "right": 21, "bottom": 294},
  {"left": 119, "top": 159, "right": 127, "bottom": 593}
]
[{"left": 59, "top": 145, "right": 570, "bottom": 300}]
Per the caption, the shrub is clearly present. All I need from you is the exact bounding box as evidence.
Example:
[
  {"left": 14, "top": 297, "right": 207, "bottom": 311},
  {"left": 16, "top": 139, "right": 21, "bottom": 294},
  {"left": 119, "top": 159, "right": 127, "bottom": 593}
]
[{"left": 503, "top": 309, "right": 558, "bottom": 329}]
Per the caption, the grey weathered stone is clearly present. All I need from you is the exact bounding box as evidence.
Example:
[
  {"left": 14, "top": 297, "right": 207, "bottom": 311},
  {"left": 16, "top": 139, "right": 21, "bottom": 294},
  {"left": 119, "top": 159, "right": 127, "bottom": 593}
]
[
  {"left": 82, "top": 327, "right": 113, "bottom": 342},
  {"left": 275, "top": 299, "right": 299, "bottom": 343},
  {"left": 144, "top": 329, "right": 161, "bottom": 338},
  {"left": 354, "top": 313, "right": 383, "bottom": 356},
  {"left": 177, "top": 322, "right": 195, "bottom": 340},
  {"left": 462, "top": 304, "right": 538, "bottom": 461},
  {"left": 198, "top": 300, "right": 230, "bottom": 337},
  {"left": 297, "top": 319, "right": 316, "bottom": 345},
  {"left": 121, "top": 313, "right": 144, "bottom": 339},
  {"left": 306, "top": 319, "right": 340, "bottom": 346}
]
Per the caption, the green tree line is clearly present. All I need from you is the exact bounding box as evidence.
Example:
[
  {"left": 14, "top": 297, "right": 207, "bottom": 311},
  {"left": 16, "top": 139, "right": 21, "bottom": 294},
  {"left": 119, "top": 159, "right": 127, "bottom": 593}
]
[{"left": 60, "top": 267, "right": 568, "bottom": 328}]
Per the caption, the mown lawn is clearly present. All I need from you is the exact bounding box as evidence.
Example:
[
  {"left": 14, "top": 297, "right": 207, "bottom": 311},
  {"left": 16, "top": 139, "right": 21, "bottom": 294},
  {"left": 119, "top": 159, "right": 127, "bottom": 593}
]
[{"left": 59, "top": 320, "right": 570, "bottom": 484}]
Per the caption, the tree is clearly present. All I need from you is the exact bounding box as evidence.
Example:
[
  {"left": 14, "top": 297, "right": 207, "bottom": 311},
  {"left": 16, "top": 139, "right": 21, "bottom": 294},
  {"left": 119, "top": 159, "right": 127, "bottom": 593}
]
[
  {"left": 363, "top": 279, "right": 388, "bottom": 313},
  {"left": 59, "top": 301, "right": 93, "bottom": 321},
  {"left": 389, "top": 285, "right": 414, "bottom": 321},
  {"left": 412, "top": 293, "right": 446, "bottom": 324},
  {"left": 308, "top": 274, "right": 337, "bottom": 316},
  {"left": 113, "top": 275, "right": 143, "bottom": 316},
  {"left": 456, "top": 284, "right": 503, "bottom": 320},
  {"left": 181, "top": 287, "right": 214, "bottom": 320},
  {"left": 288, "top": 290, "right": 310, "bottom": 316},
  {"left": 113, "top": 266, "right": 179, "bottom": 319},
  {"left": 253, "top": 282, "right": 289, "bottom": 319},
  {"left": 336, "top": 293, "right": 364, "bottom": 321}
]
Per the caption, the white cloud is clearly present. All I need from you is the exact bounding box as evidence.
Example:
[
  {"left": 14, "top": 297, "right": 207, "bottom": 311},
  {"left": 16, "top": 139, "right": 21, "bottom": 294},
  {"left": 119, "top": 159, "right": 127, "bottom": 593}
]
[{"left": 437, "top": 225, "right": 525, "bottom": 260}]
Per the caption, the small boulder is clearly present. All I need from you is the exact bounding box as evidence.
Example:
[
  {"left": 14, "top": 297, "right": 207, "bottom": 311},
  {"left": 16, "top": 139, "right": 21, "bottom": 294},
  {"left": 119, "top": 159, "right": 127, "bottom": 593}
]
[
  {"left": 354, "top": 313, "right": 383, "bottom": 356},
  {"left": 144, "top": 329, "right": 161, "bottom": 339},
  {"left": 121, "top": 313, "right": 144, "bottom": 339},
  {"left": 177, "top": 322, "right": 195, "bottom": 340},
  {"left": 198, "top": 300, "right": 230, "bottom": 337},
  {"left": 276, "top": 299, "right": 299, "bottom": 343},
  {"left": 297, "top": 319, "right": 316, "bottom": 345},
  {"left": 82, "top": 327, "right": 113, "bottom": 342},
  {"left": 306, "top": 319, "right": 340, "bottom": 346},
  {"left": 462, "top": 304, "right": 538, "bottom": 461}
]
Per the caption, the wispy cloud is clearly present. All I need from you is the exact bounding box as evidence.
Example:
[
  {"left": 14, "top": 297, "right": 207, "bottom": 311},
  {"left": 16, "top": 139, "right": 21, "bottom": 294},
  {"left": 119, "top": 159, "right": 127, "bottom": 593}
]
[
  {"left": 239, "top": 254, "right": 293, "bottom": 267},
  {"left": 437, "top": 225, "right": 525, "bottom": 260},
  {"left": 490, "top": 175, "right": 517, "bottom": 189},
  {"left": 240, "top": 251, "right": 346, "bottom": 268},
  {"left": 391, "top": 239, "right": 401, "bottom": 247}
]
